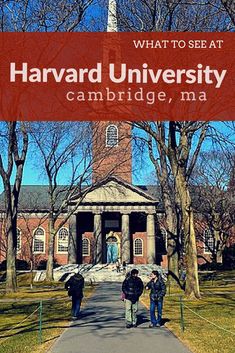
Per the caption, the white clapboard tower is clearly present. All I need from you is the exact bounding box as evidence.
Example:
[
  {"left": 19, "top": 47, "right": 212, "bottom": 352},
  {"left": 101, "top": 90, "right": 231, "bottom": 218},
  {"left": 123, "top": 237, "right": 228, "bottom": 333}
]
[{"left": 107, "top": 0, "right": 118, "bottom": 32}]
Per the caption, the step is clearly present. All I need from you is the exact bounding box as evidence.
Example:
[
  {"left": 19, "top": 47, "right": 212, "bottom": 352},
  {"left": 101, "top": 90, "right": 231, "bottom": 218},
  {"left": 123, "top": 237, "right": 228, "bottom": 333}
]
[{"left": 35, "top": 264, "right": 166, "bottom": 283}]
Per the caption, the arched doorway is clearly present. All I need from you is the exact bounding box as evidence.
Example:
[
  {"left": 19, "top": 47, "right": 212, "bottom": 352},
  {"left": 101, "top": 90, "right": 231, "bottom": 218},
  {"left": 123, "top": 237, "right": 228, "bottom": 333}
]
[{"left": 106, "top": 231, "right": 120, "bottom": 263}]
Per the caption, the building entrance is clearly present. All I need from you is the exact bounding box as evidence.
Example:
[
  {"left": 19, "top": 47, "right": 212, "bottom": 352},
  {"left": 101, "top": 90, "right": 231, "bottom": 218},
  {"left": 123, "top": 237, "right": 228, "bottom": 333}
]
[
  {"left": 102, "top": 212, "right": 121, "bottom": 263},
  {"left": 106, "top": 236, "right": 119, "bottom": 263}
]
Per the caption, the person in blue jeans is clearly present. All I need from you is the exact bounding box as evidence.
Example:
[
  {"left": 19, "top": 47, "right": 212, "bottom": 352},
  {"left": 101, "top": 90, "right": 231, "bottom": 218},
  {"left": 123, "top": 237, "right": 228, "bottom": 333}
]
[
  {"left": 65, "top": 269, "right": 84, "bottom": 320},
  {"left": 146, "top": 270, "right": 166, "bottom": 328}
]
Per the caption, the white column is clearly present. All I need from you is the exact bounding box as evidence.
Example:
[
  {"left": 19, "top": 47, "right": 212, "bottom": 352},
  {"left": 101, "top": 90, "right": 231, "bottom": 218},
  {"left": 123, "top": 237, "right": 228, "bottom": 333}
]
[
  {"left": 122, "top": 213, "right": 130, "bottom": 263},
  {"left": 94, "top": 213, "right": 102, "bottom": 264},
  {"left": 147, "top": 213, "right": 156, "bottom": 264},
  {"left": 68, "top": 214, "right": 77, "bottom": 264}
]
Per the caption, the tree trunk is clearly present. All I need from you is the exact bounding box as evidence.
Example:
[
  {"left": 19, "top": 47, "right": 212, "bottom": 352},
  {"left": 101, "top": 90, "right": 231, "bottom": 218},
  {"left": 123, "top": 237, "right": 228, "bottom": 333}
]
[
  {"left": 30, "top": 259, "right": 34, "bottom": 289},
  {"left": 45, "top": 218, "right": 55, "bottom": 281},
  {"left": 149, "top": 132, "right": 180, "bottom": 286},
  {"left": 216, "top": 233, "right": 223, "bottom": 265},
  {"left": 175, "top": 172, "right": 200, "bottom": 299},
  {"left": 167, "top": 238, "right": 179, "bottom": 283},
  {"left": 6, "top": 213, "right": 17, "bottom": 292},
  {"left": 0, "top": 121, "right": 28, "bottom": 293},
  {"left": 163, "top": 189, "right": 179, "bottom": 285},
  {"left": 185, "top": 206, "right": 200, "bottom": 298}
]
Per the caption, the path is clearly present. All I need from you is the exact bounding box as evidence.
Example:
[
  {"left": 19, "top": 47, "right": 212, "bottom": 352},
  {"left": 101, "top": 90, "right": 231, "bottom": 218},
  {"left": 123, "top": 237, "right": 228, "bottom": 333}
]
[{"left": 50, "top": 282, "right": 191, "bottom": 353}]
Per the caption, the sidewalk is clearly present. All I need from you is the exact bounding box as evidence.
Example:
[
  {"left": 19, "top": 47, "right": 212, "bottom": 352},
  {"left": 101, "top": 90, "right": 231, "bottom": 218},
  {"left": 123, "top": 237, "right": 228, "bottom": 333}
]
[{"left": 50, "top": 282, "right": 191, "bottom": 353}]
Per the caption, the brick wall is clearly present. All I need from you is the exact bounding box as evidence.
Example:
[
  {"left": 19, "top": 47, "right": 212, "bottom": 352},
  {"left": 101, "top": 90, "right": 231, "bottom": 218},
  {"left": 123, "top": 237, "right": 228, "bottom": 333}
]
[
  {"left": 81, "top": 232, "right": 94, "bottom": 264},
  {"left": 133, "top": 232, "right": 147, "bottom": 264},
  {"left": 92, "top": 121, "right": 132, "bottom": 183},
  {"left": 0, "top": 216, "right": 70, "bottom": 267},
  {"left": 1, "top": 214, "right": 235, "bottom": 267}
]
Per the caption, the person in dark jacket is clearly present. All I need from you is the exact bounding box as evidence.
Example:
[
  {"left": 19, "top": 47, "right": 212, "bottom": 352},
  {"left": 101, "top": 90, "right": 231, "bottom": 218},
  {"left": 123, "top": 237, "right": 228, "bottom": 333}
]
[
  {"left": 65, "top": 270, "right": 84, "bottom": 320},
  {"left": 122, "top": 268, "right": 144, "bottom": 328},
  {"left": 146, "top": 270, "right": 166, "bottom": 327}
]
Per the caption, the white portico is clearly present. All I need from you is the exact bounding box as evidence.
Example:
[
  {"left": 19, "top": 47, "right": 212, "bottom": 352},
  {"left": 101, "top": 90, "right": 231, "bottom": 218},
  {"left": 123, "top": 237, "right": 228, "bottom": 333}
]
[{"left": 67, "top": 177, "right": 158, "bottom": 265}]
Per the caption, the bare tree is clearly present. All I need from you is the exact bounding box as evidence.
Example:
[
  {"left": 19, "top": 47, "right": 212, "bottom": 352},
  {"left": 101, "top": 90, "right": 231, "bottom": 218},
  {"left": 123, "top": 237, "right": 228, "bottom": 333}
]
[
  {"left": 0, "top": 122, "right": 28, "bottom": 292},
  {"left": 117, "top": 0, "right": 235, "bottom": 31},
  {"left": 0, "top": 207, "right": 48, "bottom": 287},
  {"left": 114, "top": 0, "right": 234, "bottom": 296},
  {"left": 0, "top": 0, "right": 101, "bottom": 291},
  {"left": 134, "top": 122, "right": 209, "bottom": 298},
  {"left": 192, "top": 150, "right": 235, "bottom": 267},
  {"left": 29, "top": 122, "right": 88, "bottom": 281},
  {"left": 132, "top": 127, "right": 181, "bottom": 286},
  {"left": 29, "top": 121, "right": 131, "bottom": 281},
  {"left": 0, "top": 214, "right": 7, "bottom": 263},
  {"left": 0, "top": 0, "right": 100, "bottom": 32},
  {"left": 220, "top": 0, "right": 235, "bottom": 26},
  {"left": 18, "top": 209, "right": 48, "bottom": 287}
]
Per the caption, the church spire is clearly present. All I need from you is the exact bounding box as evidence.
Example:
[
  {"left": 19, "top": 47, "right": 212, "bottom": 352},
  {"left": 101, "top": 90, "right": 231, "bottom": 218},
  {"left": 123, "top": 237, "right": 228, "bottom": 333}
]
[{"left": 107, "top": 0, "right": 117, "bottom": 32}]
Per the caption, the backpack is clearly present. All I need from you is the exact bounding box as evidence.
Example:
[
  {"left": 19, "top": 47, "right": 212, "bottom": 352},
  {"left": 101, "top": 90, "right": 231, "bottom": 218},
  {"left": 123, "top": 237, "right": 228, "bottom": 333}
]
[{"left": 66, "top": 274, "right": 84, "bottom": 297}]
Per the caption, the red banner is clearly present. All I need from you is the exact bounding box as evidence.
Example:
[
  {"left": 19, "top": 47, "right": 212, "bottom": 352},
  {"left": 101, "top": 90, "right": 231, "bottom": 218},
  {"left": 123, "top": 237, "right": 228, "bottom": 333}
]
[{"left": 0, "top": 32, "right": 234, "bottom": 121}]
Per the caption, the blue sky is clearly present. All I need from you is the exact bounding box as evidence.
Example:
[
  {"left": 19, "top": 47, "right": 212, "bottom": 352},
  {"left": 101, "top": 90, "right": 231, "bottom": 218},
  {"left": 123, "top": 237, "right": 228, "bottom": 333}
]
[
  {"left": 0, "top": 124, "right": 156, "bottom": 193},
  {"left": 0, "top": 121, "right": 234, "bottom": 194},
  {"left": 0, "top": 2, "right": 234, "bottom": 193}
]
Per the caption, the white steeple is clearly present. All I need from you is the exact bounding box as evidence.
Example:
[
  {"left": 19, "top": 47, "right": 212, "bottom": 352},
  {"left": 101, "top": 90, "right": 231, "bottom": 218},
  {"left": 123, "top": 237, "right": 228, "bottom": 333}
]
[{"left": 107, "top": 0, "right": 117, "bottom": 32}]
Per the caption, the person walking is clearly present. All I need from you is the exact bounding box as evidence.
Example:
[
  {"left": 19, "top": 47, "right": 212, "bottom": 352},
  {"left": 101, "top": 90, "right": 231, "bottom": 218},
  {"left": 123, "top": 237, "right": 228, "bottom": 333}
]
[
  {"left": 146, "top": 270, "right": 166, "bottom": 328},
  {"left": 65, "top": 269, "right": 84, "bottom": 320},
  {"left": 122, "top": 268, "right": 144, "bottom": 328}
]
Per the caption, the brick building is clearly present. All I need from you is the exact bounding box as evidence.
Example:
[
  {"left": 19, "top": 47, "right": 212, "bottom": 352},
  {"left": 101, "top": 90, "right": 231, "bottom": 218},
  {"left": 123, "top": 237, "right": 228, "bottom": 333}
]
[
  {"left": 0, "top": 121, "right": 169, "bottom": 269},
  {"left": 0, "top": 1, "right": 234, "bottom": 270},
  {"left": 0, "top": 121, "right": 234, "bottom": 270}
]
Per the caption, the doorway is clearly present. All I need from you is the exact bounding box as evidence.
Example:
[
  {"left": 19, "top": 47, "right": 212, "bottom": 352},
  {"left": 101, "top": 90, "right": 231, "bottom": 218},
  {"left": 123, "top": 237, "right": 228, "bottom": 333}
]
[{"left": 102, "top": 212, "right": 121, "bottom": 263}]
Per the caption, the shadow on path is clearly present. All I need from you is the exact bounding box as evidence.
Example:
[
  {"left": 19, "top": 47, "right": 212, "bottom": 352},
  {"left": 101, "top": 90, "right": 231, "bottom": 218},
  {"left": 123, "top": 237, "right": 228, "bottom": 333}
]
[{"left": 50, "top": 282, "right": 192, "bottom": 353}]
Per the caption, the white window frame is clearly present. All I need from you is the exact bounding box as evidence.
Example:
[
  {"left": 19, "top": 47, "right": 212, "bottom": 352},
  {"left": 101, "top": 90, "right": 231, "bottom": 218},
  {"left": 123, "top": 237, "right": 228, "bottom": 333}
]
[
  {"left": 134, "top": 238, "right": 143, "bottom": 256},
  {"left": 106, "top": 124, "right": 119, "bottom": 147},
  {"left": 33, "top": 227, "right": 46, "bottom": 254},
  {"left": 57, "top": 227, "right": 69, "bottom": 254},
  {"left": 82, "top": 238, "right": 90, "bottom": 257},
  {"left": 204, "top": 228, "right": 214, "bottom": 254},
  {"left": 17, "top": 228, "right": 21, "bottom": 253}
]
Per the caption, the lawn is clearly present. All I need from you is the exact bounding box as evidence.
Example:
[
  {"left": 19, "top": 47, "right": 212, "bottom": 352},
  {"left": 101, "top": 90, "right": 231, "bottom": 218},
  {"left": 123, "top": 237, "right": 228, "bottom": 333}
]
[
  {"left": 142, "top": 270, "right": 235, "bottom": 353},
  {"left": 0, "top": 271, "right": 234, "bottom": 353},
  {"left": 0, "top": 273, "right": 95, "bottom": 353}
]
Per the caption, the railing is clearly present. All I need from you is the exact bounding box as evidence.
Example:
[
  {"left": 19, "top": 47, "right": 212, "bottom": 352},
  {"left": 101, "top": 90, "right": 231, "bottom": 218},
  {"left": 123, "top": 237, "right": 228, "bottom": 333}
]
[
  {"left": 0, "top": 295, "right": 74, "bottom": 349},
  {"left": 0, "top": 300, "right": 43, "bottom": 345},
  {"left": 179, "top": 296, "right": 235, "bottom": 336}
]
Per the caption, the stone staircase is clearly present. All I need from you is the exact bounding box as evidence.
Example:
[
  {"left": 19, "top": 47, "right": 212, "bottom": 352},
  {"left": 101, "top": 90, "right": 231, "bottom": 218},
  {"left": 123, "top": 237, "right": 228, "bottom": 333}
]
[{"left": 34, "top": 264, "right": 166, "bottom": 283}]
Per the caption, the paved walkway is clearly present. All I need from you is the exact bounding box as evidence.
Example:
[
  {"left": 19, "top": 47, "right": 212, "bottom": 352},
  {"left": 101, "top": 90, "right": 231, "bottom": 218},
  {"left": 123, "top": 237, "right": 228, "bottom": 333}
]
[{"left": 50, "top": 283, "right": 191, "bottom": 353}]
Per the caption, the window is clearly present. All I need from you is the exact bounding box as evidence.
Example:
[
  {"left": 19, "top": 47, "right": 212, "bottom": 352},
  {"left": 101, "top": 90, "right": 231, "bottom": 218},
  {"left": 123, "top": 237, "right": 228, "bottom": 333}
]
[
  {"left": 204, "top": 228, "right": 214, "bottom": 254},
  {"left": 82, "top": 238, "right": 90, "bottom": 256},
  {"left": 134, "top": 238, "right": 143, "bottom": 256},
  {"left": 57, "top": 228, "right": 69, "bottom": 253},
  {"left": 17, "top": 228, "right": 21, "bottom": 253},
  {"left": 106, "top": 124, "right": 118, "bottom": 147},
  {"left": 33, "top": 227, "right": 45, "bottom": 253}
]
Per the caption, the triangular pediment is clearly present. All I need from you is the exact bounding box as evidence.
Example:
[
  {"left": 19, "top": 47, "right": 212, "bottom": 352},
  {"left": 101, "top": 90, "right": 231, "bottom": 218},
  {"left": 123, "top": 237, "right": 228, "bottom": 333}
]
[{"left": 75, "top": 178, "right": 158, "bottom": 204}]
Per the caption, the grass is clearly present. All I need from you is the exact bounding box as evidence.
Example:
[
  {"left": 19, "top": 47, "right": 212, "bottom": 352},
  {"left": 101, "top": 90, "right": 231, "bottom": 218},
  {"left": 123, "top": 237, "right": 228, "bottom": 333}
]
[
  {"left": 0, "top": 270, "right": 234, "bottom": 353},
  {"left": 0, "top": 273, "right": 95, "bottom": 353},
  {"left": 141, "top": 270, "right": 235, "bottom": 353}
]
